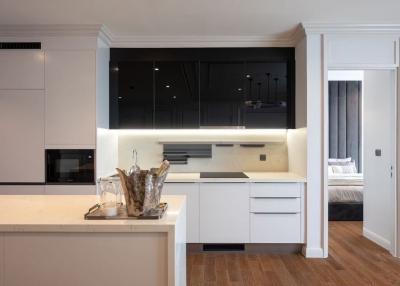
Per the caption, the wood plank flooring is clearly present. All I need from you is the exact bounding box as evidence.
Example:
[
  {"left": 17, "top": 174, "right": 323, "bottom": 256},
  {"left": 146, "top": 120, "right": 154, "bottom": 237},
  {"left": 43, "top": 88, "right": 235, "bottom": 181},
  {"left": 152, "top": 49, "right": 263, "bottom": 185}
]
[{"left": 187, "top": 222, "right": 400, "bottom": 286}]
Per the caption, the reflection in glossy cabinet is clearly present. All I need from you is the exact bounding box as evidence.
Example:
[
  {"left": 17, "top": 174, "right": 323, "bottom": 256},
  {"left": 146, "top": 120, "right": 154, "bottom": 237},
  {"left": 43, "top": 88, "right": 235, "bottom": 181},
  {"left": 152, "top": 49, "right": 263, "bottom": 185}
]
[
  {"left": 243, "top": 62, "right": 289, "bottom": 128},
  {"left": 200, "top": 61, "right": 245, "bottom": 127},
  {"left": 117, "top": 61, "right": 154, "bottom": 128},
  {"left": 155, "top": 62, "right": 199, "bottom": 128}
]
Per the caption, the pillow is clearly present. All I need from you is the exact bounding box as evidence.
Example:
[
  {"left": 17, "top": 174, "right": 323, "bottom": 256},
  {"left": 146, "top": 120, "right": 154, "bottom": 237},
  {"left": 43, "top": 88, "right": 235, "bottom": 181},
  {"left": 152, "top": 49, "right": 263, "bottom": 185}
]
[{"left": 331, "top": 161, "right": 357, "bottom": 174}]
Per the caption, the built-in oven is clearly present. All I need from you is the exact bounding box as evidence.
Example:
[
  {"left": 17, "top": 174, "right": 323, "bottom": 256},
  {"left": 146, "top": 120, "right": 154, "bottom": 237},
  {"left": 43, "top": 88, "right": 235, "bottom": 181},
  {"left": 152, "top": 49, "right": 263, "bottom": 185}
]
[{"left": 45, "top": 149, "right": 95, "bottom": 184}]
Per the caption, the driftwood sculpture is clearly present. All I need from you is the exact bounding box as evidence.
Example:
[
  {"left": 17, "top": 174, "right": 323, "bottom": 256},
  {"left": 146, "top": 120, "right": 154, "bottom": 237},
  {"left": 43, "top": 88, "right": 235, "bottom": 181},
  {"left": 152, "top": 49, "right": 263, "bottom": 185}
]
[{"left": 116, "top": 160, "right": 170, "bottom": 216}]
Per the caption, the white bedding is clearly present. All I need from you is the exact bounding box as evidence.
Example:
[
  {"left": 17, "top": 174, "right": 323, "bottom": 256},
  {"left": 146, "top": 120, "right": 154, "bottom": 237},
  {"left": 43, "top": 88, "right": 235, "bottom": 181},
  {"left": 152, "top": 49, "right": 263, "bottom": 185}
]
[
  {"left": 328, "top": 173, "right": 364, "bottom": 203},
  {"left": 328, "top": 173, "right": 364, "bottom": 186}
]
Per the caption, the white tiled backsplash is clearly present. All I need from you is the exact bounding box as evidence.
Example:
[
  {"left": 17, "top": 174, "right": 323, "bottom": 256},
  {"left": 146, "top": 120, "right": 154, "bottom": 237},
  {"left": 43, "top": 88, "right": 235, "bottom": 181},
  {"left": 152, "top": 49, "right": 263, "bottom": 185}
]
[{"left": 117, "top": 132, "right": 288, "bottom": 172}]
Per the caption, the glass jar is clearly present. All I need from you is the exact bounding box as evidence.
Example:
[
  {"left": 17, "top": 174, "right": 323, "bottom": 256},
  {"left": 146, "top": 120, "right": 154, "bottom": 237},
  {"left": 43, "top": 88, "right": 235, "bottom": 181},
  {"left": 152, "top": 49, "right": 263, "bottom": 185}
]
[{"left": 96, "top": 176, "right": 122, "bottom": 216}]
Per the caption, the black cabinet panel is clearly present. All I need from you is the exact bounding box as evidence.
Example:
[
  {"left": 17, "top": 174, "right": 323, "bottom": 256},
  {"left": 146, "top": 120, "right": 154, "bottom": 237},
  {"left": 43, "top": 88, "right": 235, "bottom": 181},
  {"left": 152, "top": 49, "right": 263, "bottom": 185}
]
[
  {"left": 243, "top": 62, "right": 288, "bottom": 128},
  {"left": 154, "top": 62, "right": 199, "bottom": 128},
  {"left": 109, "top": 48, "right": 295, "bottom": 129},
  {"left": 117, "top": 61, "right": 154, "bottom": 128},
  {"left": 200, "top": 62, "right": 245, "bottom": 126}
]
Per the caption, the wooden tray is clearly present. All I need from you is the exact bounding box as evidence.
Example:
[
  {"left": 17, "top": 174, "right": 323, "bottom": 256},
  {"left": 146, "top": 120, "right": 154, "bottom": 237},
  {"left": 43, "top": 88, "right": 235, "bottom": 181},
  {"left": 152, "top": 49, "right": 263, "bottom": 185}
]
[{"left": 84, "top": 203, "right": 168, "bottom": 220}]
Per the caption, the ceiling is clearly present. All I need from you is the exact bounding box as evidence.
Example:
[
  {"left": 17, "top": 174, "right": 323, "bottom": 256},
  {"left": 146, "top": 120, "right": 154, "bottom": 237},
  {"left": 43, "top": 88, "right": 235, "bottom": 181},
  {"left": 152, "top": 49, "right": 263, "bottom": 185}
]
[{"left": 0, "top": 0, "right": 399, "bottom": 38}]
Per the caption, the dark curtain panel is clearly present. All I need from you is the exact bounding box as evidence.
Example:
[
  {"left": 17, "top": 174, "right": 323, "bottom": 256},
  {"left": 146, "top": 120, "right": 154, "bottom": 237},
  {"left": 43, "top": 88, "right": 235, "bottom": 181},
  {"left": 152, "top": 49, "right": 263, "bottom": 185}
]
[{"left": 329, "top": 81, "right": 362, "bottom": 172}]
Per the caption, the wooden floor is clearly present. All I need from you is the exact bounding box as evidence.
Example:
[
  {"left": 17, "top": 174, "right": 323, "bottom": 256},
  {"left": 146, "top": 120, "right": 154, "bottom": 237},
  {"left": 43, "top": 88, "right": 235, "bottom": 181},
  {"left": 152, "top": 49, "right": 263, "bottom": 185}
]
[{"left": 187, "top": 222, "right": 400, "bottom": 286}]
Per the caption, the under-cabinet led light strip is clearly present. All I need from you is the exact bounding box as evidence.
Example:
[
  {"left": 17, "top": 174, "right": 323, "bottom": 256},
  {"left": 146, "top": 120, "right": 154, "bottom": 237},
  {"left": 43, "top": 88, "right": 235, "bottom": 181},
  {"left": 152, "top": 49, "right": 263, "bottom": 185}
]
[{"left": 106, "top": 129, "right": 287, "bottom": 136}]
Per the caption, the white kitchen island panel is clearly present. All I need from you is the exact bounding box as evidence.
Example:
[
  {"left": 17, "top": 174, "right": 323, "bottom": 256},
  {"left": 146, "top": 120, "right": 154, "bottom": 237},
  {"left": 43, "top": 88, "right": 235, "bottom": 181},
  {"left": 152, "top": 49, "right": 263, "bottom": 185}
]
[
  {"left": 0, "top": 195, "right": 186, "bottom": 286},
  {"left": 163, "top": 182, "right": 199, "bottom": 243}
]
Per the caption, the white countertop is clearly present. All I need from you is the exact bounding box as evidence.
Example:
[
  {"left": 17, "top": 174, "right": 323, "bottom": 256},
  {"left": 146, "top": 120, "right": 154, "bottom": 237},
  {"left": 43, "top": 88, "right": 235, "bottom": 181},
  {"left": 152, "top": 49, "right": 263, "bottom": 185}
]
[
  {"left": 165, "top": 172, "right": 306, "bottom": 183},
  {"left": 0, "top": 195, "right": 186, "bottom": 233}
]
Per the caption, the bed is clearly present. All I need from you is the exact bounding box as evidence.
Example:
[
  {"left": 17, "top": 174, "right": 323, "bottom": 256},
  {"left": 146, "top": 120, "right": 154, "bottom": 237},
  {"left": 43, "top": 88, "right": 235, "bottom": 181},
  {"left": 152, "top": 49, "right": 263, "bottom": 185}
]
[{"left": 328, "top": 168, "right": 364, "bottom": 221}]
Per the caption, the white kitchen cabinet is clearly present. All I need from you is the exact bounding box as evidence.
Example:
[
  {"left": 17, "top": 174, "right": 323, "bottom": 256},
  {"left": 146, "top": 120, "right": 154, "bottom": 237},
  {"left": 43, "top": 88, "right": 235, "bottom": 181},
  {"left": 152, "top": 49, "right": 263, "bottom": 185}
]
[
  {"left": 0, "top": 51, "right": 44, "bottom": 89},
  {"left": 163, "top": 183, "right": 200, "bottom": 243},
  {"left": 250, "top": 183, "right": 301, "bottom": 198},
  {"left": 199, "top": 183, "right": 250, "bottom": 243},
  {"left": 250, "top": 213, "right": 301, "bottom": 243},
  {"left": 45, "top": 50, "right": 96, "bottom": 147},
  {"left": 249, "top": 182, "right": 304, "bottom": 243},
  {"left": 0, "top": 90, "right": 45, "bottom": 182},
  {"left": 0, "top": 185, "right": 45, "bottom": 195},
  {"left": 250, "top": 198, "right": 300, "bottom": 213}
]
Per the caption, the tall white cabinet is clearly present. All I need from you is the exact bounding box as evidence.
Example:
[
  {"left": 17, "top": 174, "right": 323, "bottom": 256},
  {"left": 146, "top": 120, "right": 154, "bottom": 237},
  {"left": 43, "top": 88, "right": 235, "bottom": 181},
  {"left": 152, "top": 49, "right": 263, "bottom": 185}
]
[
  {"left": 45, "top": 50, "right": 96, "bottom": 147},
  {"left": 0, "top": 30, "right": 107, "bottom": 195},
  {"left": 0, "top": 51, "right": 44, "bottom": 89},
  {"left": 0, "top": 50, "right": 45, "bottom": 184},
  {"left": 0, "top": 90, "right": 45, "bottom": 183}
]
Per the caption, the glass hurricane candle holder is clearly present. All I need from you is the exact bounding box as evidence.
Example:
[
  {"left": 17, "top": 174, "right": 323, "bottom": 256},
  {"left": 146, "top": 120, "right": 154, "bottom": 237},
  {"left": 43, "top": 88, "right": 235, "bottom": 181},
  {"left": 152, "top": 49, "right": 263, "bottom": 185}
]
[{"left": 96, "top": 176, "right": 122, "bottom": 217}]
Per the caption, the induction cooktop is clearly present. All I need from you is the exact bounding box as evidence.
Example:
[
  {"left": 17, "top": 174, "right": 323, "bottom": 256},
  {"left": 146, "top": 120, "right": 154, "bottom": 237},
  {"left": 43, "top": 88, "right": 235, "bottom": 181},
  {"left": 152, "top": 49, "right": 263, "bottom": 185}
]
[{"left": 200, "top": 172, "right": 249, "bottom": 178}]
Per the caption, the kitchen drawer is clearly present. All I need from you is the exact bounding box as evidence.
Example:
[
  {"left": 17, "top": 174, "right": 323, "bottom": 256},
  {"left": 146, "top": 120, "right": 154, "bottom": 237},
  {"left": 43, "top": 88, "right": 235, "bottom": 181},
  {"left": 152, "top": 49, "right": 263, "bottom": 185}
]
[
  {"left": 250, "top": 183, "right": 300, "bottom": 198},
  {"left": 250, "top": 198, "right": 300, "bottom": 213},
  {"left": 250, "top": 213, "right": 301, "bottom": 243}
]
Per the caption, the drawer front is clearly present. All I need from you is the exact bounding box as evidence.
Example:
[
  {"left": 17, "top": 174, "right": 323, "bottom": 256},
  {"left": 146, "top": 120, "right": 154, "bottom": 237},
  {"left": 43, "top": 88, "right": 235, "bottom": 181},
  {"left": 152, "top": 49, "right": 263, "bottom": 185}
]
[
  {"left": 250, "top": 213, "right": 301, "bottom": 243},
  {"left": 250, "top": 198, "right": 300, "bottom": 213},
  {"left": 250, "top": 183, "right": 300, "bottom": 198}
]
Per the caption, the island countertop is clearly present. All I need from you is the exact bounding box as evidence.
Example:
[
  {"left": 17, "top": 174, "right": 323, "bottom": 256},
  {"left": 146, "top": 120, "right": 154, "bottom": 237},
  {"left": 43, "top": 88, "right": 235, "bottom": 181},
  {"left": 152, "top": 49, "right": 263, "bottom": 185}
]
[{"left": 0, "top": 195, "right": 186, "bottom": 233}]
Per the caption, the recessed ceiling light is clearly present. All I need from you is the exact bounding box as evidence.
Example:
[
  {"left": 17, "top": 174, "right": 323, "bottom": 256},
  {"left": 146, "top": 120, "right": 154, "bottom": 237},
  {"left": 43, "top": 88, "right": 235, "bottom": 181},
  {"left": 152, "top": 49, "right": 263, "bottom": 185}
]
[
  {"left": 113, "top": 67, "right": 119, "bottom": 72},
  {"left": 245, "top": 74, "right": 251, "bottom": 78},
  {"left": 154, "top": 67, "right": 159, "bottom": 71},
  {"left": 237, "top": 88, "right": 243, "bottom": 91},
  {"left": 173, "top": 96, "right": 177, "bottom": 99},
  {"left": 118, "top": 96, "right": 122, "bottom": 99},
  {"left": 165, "top": 85, "right": 171, "bottom": 88}
]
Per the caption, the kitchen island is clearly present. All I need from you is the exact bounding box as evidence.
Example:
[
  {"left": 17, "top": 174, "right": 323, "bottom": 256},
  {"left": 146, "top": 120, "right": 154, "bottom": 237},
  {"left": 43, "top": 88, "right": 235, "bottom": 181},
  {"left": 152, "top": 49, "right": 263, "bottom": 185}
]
[{"left": 0, "top": 195, "right": 186, "bottom": 286}]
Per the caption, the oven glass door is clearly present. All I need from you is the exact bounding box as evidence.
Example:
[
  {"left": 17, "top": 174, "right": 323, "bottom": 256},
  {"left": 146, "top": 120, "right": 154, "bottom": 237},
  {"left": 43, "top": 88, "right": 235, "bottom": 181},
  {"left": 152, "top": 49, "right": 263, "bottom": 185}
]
[{"left": 46, "top": 149, "right": 95, "bottom": 184}]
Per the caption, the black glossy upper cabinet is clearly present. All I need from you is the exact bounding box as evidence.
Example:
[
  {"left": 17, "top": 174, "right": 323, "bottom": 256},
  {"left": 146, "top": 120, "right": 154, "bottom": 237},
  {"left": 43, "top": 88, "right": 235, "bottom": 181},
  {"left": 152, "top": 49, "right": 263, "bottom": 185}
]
[
  {"left": 200, "top": 61, "right": 245, "bottom": 127},
  {"left": 154, "top": 61, "right": 199, "bottom": 128},
  {"left": 109, "top": 48, "right": 295, "bottom": 129},
  {"left": 243, "top": 62, "right": 289, "bottom": 128},
  {"left": 112, "top": 61, "right": 154, "bottom": 128}
]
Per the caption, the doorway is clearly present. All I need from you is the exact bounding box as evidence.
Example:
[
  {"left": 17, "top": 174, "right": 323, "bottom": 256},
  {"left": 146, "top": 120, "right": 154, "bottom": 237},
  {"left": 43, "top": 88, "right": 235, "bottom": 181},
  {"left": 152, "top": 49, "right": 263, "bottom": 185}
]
[{"left": 327, "top": 69, "right": 397, "bottom": 256}]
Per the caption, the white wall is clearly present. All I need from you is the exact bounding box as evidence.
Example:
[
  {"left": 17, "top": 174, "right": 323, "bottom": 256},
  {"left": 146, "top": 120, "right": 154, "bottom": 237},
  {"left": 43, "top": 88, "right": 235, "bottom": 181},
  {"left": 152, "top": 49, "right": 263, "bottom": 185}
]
[
  {"left": 304, "top": 33, "right": 325, "bottom": 258},
  {"left": 287, "top": 128, "right": 307, "bottom": 177},
  {"left": 328, "top": 70, "right": 364, "bottom": 81},
  {"left": 363, "top": 70, "right": 396, "bottom": 251},
  {"left": 96, "top": 38, "right": 110, "bottom": 129},
  {"left": 96, "top": 128, "right": 118, "bottom": 178},
  {"left": 303, "top": 29, "right": 400, "bottom": 259},
  {"left": 117, "top": 130, "right": 288, "bottom": 172}
]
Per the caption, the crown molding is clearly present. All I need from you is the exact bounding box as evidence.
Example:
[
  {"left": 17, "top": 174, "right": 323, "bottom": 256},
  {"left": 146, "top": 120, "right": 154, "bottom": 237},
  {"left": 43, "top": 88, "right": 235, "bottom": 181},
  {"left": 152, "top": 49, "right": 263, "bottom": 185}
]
[
  {"left": 0, "top": 24, "right": 106, "bottom": 38},
  {"left": 302, "top": 23, "right": 400, "bottom": 34},
  {"left": 0, "top": 24, "right": 307, "bottom": 48},
  {"left": 107, "top": 34, "right": 296, "bottom": 48}
]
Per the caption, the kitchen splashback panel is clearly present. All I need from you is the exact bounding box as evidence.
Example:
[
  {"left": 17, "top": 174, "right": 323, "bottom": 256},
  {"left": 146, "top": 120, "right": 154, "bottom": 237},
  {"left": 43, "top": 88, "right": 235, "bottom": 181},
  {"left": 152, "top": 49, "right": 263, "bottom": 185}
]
[{"left": 118, "top": 133, "right": 288, "bottom": 172}]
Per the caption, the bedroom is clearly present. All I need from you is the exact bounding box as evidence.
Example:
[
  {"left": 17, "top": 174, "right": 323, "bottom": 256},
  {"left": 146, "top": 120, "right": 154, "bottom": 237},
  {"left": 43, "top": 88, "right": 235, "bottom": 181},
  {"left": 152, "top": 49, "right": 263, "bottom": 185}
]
[{"left": 328, "top": 69, "right": 396, "bottom": 253}]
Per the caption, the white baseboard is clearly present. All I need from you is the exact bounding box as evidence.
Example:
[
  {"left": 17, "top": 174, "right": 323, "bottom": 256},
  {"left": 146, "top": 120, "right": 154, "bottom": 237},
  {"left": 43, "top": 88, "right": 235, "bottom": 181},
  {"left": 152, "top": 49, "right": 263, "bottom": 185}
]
[
  {"left": 302, "top": 246, "right": 325, "bottom": 258},
  {"left": 363, "top": 227, "right": 391, "bottom": 251}
]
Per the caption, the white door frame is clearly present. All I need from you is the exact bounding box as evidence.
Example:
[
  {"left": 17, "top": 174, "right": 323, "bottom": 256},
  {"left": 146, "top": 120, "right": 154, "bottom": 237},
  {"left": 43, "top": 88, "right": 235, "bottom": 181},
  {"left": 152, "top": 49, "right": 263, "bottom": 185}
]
[{"left": 321, "top": 35, "right": 399, "bottom": 257}]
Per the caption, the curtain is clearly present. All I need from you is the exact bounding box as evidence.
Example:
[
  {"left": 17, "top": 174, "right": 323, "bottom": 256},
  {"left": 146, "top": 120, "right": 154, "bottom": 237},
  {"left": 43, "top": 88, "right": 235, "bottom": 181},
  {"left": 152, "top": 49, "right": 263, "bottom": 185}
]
[{"left": 329, "top": 81, "right": 362, "bottom": 172}]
